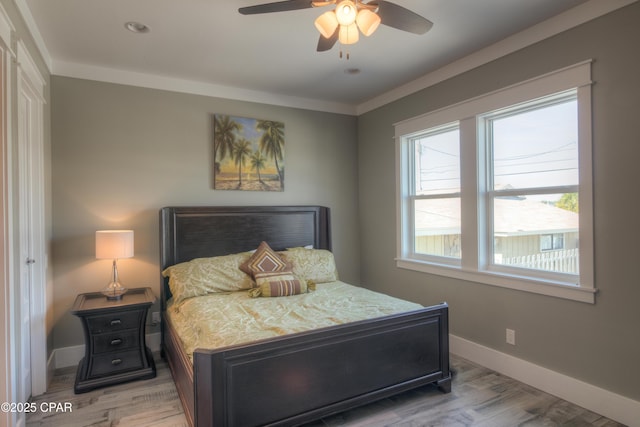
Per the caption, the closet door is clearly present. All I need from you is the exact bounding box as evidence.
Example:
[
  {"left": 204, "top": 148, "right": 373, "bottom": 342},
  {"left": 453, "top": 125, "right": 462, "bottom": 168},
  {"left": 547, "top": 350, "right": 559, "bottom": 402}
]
[{"left": 16, "top": 41, "right": 47, "bottom": 406}]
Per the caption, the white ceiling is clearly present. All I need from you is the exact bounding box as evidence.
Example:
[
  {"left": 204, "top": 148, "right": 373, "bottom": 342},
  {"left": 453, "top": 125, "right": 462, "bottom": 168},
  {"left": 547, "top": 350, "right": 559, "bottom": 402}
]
[{"left": 21, "top": 0, "right": 612, "bottom": 113}]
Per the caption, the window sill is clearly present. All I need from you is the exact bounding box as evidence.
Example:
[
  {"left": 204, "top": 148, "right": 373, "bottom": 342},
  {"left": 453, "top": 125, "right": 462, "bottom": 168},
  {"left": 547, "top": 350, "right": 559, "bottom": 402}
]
[{"left": 396, "top": 258, "right": 596, "bottom": 304}]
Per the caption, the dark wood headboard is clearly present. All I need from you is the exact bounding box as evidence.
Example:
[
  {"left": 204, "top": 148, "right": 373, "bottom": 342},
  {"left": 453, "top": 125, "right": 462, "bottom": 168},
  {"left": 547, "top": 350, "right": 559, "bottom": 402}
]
[{"left": 159, "top": 205, "right": 331, "bottom": 309}]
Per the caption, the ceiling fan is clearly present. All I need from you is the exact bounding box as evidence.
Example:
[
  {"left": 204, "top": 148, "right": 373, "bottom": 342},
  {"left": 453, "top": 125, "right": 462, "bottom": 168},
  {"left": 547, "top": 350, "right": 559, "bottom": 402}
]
[{"left": 238, "top": 0, "right": 433, "bottom": 55}]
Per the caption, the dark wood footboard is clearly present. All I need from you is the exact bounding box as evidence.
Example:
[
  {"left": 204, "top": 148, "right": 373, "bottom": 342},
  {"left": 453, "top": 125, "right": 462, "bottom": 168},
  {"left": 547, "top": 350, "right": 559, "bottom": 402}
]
[{"left": 192, "top": 304, "right": 450, "bottom": 427}]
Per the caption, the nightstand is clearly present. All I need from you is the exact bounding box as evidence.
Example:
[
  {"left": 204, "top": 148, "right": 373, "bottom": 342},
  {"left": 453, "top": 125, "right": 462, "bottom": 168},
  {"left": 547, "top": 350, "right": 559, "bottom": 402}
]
[{"left": 71, "top": 287, "right": 157, "bottom": 393}]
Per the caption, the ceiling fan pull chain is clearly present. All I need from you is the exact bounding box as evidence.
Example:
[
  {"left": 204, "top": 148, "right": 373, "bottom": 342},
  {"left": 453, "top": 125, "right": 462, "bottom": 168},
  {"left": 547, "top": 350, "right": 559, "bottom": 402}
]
[{"left": 339, "top": 48, "right": 350, "bottom": 60}]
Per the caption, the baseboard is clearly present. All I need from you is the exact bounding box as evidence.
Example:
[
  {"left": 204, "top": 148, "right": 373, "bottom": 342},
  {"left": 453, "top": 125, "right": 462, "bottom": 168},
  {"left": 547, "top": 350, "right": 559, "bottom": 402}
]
[
  {"left": 46, "top": 350, "right": 56, "bottom": 388},
  {"left": 53, "top": 332, "right": 161, "bottom": 370},
  {"left": 450, "top": 334, "right": 640, "bottom": 427}
]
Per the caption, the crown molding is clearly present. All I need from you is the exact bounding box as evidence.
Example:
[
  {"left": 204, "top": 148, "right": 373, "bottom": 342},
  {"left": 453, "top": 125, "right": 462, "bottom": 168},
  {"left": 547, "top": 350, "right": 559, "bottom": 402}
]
[
  {"left": 52, "top": 59, "right": 357, "bottom": 116},
  {"left": 355, "top": 0, "right": 638, "bottom": 115},
  {"left": 13, "top": 0, "right": 52, "bottom": 72}
]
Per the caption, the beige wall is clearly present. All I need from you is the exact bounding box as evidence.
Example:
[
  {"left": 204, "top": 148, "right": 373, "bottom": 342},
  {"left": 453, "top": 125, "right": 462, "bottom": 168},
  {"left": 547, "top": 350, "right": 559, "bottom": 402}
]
[
  {"left": 51, "top": 77, "right": 360, "bottom": 348},
  {"left": 357, "top": 3, "right": 640, "bottom": 401}
]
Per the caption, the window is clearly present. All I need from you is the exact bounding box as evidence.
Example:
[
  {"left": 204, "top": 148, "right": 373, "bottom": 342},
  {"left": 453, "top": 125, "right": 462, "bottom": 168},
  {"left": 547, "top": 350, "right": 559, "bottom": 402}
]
[
  {"left": 540, "top": 234, "right": 565, "bottom": 252},
  {"left": 486, "top": 93, "right": 578, "bottom": 276},
  {"left": 395, "top": 62, "right": 594, "bottom": 303}
]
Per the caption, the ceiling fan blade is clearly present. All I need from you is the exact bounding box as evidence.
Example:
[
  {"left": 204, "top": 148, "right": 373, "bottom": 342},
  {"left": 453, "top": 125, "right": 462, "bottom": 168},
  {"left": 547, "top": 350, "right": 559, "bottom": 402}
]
[
  {"left": 375, "top": 0, "right": 433, "bottom": 35},
  {"left": 316, "top": 28, "right": 339, "bottom": 51},
  {"left": 239, "top": 0, "right": 314, "bottom": 15}
]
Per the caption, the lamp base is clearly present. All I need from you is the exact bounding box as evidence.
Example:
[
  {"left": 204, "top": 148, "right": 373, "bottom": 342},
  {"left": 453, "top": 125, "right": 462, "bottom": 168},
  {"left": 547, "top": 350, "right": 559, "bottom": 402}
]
[{"left": 101, "top": 282, "right": 127, "bottom": 300}]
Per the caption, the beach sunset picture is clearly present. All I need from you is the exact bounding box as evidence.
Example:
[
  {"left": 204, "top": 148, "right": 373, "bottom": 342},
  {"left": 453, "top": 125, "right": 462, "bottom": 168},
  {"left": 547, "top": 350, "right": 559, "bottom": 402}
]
[{"left": 213, "top": 114, "right": 284, "bottom": 191}]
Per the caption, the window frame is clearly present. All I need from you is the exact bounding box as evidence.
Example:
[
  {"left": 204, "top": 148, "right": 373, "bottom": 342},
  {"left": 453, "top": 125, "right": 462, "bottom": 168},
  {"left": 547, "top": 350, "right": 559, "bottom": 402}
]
[{"left": 395, "top": 61, "right": 595, "bottom": 303}]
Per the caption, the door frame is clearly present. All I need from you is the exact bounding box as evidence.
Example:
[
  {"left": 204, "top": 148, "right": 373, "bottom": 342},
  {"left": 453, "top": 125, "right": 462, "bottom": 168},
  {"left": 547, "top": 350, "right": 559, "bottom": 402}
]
[{"left": 0, "top": 5, "right": 16, "bottom": 427}]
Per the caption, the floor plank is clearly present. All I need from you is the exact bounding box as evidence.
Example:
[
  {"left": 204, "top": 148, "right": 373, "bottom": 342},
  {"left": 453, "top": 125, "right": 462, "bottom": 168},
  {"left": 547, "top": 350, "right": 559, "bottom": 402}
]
[{"left": 26, "top": 354, "right": 625, "bottom": 426}]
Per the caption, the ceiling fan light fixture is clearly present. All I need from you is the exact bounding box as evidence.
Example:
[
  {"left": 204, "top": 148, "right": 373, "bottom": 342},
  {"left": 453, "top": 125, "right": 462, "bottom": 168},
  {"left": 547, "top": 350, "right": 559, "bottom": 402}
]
[
  {"left": 238, "top": 0, "right": 433, "bottom": 56},
  {"left": 315, "top": 10, "right": 339, "bottom": 38},
  {"left": 338, "top": 22, "right": 359, "bottom": 45},
  {"left": 335, "top": 0, "right": 357, "bottom": 26},
  {"left": 355, "top": 9, "right": 380, "bottom": 36}
]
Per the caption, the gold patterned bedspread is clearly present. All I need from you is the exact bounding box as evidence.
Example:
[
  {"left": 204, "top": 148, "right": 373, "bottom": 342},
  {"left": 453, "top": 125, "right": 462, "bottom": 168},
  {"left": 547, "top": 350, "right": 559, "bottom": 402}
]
[{"left": 166, "top": 281, "right": 423, "bottom": 363}]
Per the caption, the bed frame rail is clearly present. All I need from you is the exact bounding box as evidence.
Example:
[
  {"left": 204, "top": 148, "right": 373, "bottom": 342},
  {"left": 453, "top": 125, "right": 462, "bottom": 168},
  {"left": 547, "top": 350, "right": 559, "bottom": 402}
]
[{"left": 193, "top": 304, "right": 450, "bottom": 427}]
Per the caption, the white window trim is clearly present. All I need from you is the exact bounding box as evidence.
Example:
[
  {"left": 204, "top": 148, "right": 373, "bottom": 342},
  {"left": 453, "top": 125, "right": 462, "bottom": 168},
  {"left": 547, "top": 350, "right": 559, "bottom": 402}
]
[{"left": 395, "top": 61, "right": 595, "bottom": 304}]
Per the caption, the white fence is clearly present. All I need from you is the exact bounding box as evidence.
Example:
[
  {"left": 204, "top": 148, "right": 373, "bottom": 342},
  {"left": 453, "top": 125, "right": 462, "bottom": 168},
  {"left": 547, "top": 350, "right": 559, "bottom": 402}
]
[{"left": 499, "top": 248, "right": 579, "bottom": 274}]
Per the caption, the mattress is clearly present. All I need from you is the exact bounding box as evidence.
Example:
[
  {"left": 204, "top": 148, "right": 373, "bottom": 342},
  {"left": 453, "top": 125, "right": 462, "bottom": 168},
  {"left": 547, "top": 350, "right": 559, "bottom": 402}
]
[{"left": 166, "top": 280, "right": 423, "bottom": 363}]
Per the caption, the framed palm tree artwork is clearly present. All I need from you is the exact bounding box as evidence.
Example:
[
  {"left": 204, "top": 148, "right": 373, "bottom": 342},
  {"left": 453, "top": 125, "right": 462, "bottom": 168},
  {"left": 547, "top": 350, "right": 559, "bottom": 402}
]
[{"left": 213, "top": 114, "right": 284, "bottom": 191}]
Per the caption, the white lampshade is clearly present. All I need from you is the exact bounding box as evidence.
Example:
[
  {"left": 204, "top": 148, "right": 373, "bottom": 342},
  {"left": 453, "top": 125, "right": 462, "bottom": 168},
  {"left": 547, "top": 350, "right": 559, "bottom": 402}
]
[
  {"left": 356, "top": 9, "right": 381, "bottom": 37},
  {"left": 315, "top": 11, "right": 339, "bottom": 38},
  {"left": 96, "top": 230, "right": 134, "bottom": 259},
  {"left": 339, "top": 23, "right": 359, "bottom": 45},
  {"left": 96, "top": 230, "right": 133, "bottom": 300},
  {"left": 335, "top": 0, "right": 357, "bottom": 26}
]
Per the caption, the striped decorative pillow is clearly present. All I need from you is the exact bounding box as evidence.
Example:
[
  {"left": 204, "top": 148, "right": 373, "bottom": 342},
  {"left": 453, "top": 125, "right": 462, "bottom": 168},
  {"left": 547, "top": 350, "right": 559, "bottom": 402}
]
[{"left": 249, "top": 271, "right": 308, "bottom": 297}]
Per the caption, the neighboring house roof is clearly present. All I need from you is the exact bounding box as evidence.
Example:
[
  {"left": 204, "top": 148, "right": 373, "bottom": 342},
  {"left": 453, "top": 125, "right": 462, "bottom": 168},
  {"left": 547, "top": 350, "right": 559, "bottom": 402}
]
[{"left": 415, "top": 197, "right": 578, "bottom": 236}]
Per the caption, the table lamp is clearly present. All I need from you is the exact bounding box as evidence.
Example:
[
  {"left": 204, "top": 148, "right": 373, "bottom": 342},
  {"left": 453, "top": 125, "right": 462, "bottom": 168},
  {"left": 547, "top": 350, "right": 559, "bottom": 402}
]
[{"left": 96, "top": 230, "right": 134, "bottom": 300}]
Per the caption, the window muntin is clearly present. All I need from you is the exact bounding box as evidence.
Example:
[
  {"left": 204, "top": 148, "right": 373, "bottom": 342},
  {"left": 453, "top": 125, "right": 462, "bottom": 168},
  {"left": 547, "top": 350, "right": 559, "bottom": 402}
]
[{"left": 395, "top": 62, "right": 594, "bottom": 302}]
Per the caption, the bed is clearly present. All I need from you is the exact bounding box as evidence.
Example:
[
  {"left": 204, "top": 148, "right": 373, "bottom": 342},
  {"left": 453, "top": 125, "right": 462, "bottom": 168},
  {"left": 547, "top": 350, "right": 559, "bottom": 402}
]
[{"left": 159, "top": 205, "right": 451, "bottom": 427}]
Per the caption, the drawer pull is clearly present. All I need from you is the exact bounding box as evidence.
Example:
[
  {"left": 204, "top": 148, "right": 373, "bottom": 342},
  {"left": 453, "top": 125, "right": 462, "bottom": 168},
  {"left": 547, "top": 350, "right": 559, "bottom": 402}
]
[
  {"left": 110, "top": 319, "right": 121, "bottom": 326},
  {"left": 110, "top": 338, "right": 123, "bottom": 346},
  {"left": 111, "top": 358, "right": 122, "bottom": 366}
]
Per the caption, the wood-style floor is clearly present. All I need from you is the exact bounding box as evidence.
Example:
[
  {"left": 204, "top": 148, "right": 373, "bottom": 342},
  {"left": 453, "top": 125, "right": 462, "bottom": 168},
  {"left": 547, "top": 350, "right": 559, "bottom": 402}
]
[{"left": 26, "top": 354, "right": 625, "bottom": 427}]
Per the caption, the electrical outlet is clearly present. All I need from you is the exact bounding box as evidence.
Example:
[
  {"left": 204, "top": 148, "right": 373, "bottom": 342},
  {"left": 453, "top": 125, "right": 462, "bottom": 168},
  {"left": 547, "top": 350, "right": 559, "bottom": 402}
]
[
  {"left": 506, "top": 328, "right": 516, "bottom": 345},
  {"left": 152, "top": 311, "right": 160, "bottom": 325}
]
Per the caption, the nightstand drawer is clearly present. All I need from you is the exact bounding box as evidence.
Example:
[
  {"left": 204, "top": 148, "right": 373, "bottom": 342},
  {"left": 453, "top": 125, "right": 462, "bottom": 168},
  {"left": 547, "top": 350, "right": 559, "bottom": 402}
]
[
  {"left": 86, "top": 310, "right": 143, "bottom": 334},
  {"left": 89, "top": 350, "right": 144, "bottom": 377},
  {"left": 92, "top": 329, "right": 140, "bottom": 354}
]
